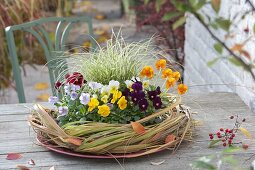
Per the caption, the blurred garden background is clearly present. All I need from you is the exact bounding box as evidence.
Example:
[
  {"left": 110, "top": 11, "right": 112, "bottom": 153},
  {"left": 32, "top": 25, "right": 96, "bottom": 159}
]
[{"left": 1, "top": 0, "right": 255, "bottom": 112}]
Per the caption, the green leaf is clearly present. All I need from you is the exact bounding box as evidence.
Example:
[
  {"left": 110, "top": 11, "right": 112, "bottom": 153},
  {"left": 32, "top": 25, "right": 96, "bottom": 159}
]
[
  {"left": 172, "top": 0, "right": 191, "bottom": 12},
  {"left": 222, "top": 146, "right": 241, "bottom": 153},
  {"left": 188, "top": 0, "right": 206, "bottom": 11},
  {"left": 191, "top": 160, "right": 216, "bottom": 170},
  {"left": 215, "top": 18, "right": 231, "bottom": 31},
  {"left": 162, "top": 12, "right": 182, "bottom": 21},
  {"left": 188, "top": 0, "right": 196, "bottom": 5},
  {"left": 222, "top": 155, "right": 239, "bottom": 166},
  {"left": 253, "top": 23, "right": 255, "bottom": 33},
  {"left": 144, "top": 0, "right": 150, "bottom": 4},
  {"left": 79, "top": 105, "right": 86, "bottom": 114},
  {"left": 228, "top": 57, "right": 243, "bottom": 67},
  {"left": 211, "top": 0, "right": 221, "bottom": 13},
  {"left": 210, "top": 22, "right": 219, "bottom": 30},
  {"left": 197, "top": 13, "right": 205, "bottom": 22},
  {"left": 208, "top": 139, "right": 221, "bottom": 148},
  {"left": 68, "top": 100, "right": 75, "bottom": 106},
  {"left": 155, "top": 0, "right": 166, "bottom": 12},
  {"left": 207, "top": 57, "right": 220, "bottom": 67},
  {"left": 213, "top": 43, "right": 223, "bottom": 54},
  {"left": 194, "top": 0, "right": 206, "bottom": 10},
  {"left": 172, "top": 16, "right": 186, "bottom": 30}
]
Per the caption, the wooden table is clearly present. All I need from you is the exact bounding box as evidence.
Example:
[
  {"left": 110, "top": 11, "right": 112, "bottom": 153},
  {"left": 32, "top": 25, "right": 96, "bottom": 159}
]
[{"left": 1, "top": 93, "right": 254, "bottom": 170}]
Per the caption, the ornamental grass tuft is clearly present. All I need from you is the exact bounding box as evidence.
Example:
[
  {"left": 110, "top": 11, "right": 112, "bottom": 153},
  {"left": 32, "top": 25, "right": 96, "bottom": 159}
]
[{"left": 68, "top": 33, "right": 155, "bottom": 85}]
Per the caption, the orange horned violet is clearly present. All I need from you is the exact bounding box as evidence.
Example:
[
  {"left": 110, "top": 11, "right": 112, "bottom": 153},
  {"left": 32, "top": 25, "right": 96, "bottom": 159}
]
[
  {"left": 177, "top": 84, "right": 188, "bottom": 95},
  {"left": 140, "top": 66, "right": 154, "bottom": 79},
  {"left": 155, "top": 59, "right": 166, "bottom": 70}
]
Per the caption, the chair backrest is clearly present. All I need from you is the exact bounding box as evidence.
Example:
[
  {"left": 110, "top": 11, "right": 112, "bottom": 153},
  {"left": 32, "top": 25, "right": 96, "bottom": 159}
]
[{"left": 5, "top": 16, "right": 95, "bottom": 103}]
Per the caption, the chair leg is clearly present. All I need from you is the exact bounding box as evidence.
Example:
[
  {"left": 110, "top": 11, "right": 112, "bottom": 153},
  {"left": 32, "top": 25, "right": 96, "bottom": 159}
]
[{"left": 5, "top": 28, "right": 26, "bottom": 103}]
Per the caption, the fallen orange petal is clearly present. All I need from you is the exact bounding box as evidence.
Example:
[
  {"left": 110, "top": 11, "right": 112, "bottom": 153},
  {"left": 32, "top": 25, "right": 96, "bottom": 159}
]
[
  {"left": 165, "top": 134, "right": 176, "bottom": 144},
  {"left": 95, "top": 14, "right": 105, "bottom": 20},
  {"left": 6, "top": 153, "right": 22, "bottom": 160},
  {"left": 66, "top": 138, "right": 83, "bottom": 146},
  {"left": 34, "top": 82, "right": 49, "bottom": 90},
  {"left": 131, "top": 121, "right": 146, "bottom": 135},
  {"left": 16, "top": 165, "right": 30, "bottom": 170}
]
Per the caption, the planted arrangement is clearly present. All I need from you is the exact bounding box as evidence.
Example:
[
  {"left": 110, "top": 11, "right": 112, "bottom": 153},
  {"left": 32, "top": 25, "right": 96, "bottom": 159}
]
[{"left": 29, "top": 37, "right": 193, "bottom": 157}]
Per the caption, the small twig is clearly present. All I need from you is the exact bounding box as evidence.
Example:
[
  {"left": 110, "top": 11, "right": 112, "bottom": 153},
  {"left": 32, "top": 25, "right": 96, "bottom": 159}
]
[{"left": 246, "top": 0, "right": 255, "bottom": 11}]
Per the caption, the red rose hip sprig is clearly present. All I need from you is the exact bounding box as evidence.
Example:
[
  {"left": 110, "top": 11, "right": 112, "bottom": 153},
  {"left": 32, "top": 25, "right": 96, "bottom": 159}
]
[{"left": 209, "top": 115, "right": 247, "bottom": 148}]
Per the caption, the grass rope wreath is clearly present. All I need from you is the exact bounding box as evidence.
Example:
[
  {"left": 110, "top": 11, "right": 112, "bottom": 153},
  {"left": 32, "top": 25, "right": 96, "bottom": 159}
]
[{"left": 28, "top": 95, "right": 193, "bottom": 156}]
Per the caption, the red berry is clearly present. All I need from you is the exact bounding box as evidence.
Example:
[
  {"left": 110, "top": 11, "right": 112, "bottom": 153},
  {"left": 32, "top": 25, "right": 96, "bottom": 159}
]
[
  {"left": 229, "top": 129, "right": 233, "bottom": 133},
  {"left": 242, "top": 144, "right": 249, "bottom": 150},
  {"left": 217, "top": 135, "right": 222, "bottom": 138},
  {"left": 210, "top": 136, "right": 213, "bottom": 139},
  {"left": 217, "top": 132, "right": 221, "bottom": 136},
  {"left": 220, "top": 128, "right": 224, "bottom": 131},
  {"left": 209, "top": 133, "right": 213, "bottom": 136},
  {"left": 231, "top": 134, "right": 235, "bottom": 138},
  {"left": 225, "top": 129, "right": 229, "bottom": 133},
  {"left": 230, "top": 136, "right": 233, "bottom": 140},
  {"left": 244, "top": 27, "right": 249, "bottom": 33},
  {"left": 230, "top": 116, "right": 234, "bottom": 119},
  {"left": 228, "top": 140, "right": 232, "bottom": 144},
  {"left": 223, "top": 143, "right": 227, "bottom": 147}
]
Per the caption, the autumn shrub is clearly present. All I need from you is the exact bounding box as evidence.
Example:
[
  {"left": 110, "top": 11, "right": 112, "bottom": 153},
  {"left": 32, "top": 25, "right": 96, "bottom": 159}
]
[{"left": 133, "top": 0, "right": 185, "bottom": 65}]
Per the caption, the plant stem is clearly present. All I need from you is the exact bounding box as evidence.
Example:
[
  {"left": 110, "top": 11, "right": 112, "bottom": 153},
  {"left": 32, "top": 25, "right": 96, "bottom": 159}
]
[
  {"left": 169, "top": 25, "right": 182, "bottom": 63},
  {"left": 246, "top": 0, "right": 255, "bottom": 11}
]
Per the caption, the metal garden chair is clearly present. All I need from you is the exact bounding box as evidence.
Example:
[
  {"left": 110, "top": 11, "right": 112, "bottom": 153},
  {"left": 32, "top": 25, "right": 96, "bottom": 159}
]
[{"left": 5, "top": 16, "right": 95, "bottom": 103}]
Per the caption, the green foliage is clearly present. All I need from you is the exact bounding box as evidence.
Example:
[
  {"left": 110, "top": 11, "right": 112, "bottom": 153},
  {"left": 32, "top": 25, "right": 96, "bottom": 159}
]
[
  {"left": 213, "top": 43, "right": 223, "bottom": 54},
  {"left": 162, "top": 12, "right": 182, "bottom": 21},
  {"left": 228, "top": 57, "right": 243, "bottom": 67},
  {"left": 215, "top": 18, "right": 231, "bottom": 31},
  {"left": 193, "top": 0, "right": 207, "bottom": 11},
  {"left": 155, "top": 0, "right": 166, "bottom": 12},
  {"left": 208, "top": 139, "right": 221, "bottom": 147},
  {"left": 191, "top": 159, "right": 216, "bottom": 170},
  {"left": 173, "top": 16, "right": 186, "bottom": 30},
  {"left": 191, "top": 147, "right": 244, "bottom": 170},
  {"left": 171, "top": 0, "right": 191, "bottom": 12},
  {"left": 144, "top": 0, "right": 150, "bottom": 5},
  {"left": 222, "top": 146, "right": 241, "bottom": 153},
  {"left": 207, "top": 57, "right": 220, "bottom": 67}
]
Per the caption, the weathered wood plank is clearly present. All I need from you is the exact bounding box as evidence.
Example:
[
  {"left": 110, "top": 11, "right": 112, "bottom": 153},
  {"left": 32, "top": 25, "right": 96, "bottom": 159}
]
[
  {"left": 0, "top": 102, "right": 53, "bottom": 115},
  {"left": 0, "top": 93, "right": 254, "bottom": 170},
  {"left": 1, "top": 149, "right": 255, "bottom": 170}
]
